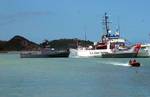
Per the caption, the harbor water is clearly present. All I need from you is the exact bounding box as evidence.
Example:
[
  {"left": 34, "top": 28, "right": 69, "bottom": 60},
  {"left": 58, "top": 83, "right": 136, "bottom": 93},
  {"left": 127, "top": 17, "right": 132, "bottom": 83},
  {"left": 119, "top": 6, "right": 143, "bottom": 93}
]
[{"left": 0, "top": 53, "right": 150, "bottom": 97}]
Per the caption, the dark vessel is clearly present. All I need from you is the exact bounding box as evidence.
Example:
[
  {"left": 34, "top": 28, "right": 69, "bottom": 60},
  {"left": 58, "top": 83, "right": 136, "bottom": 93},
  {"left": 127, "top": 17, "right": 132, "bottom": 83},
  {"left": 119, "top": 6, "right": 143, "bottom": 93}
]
[
  {"left": 20, "top": 49, "right": 70, "bottom": 58},
  {"left": 129, "top": 59, "right": 141, "bottom": 67}
]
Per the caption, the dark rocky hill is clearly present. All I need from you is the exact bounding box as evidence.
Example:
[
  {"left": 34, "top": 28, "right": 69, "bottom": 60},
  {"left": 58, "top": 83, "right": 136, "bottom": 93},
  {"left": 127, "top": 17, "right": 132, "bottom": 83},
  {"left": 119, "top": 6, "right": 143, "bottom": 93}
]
[
  {"left": 40, "top": 38, "right": 94, "bottom": 50},
  {"left": 0, "top": 35, "right": 40, "bottom": 51},
  {"left": 0, "top": 35, "right": 94, "bottom": 51}
]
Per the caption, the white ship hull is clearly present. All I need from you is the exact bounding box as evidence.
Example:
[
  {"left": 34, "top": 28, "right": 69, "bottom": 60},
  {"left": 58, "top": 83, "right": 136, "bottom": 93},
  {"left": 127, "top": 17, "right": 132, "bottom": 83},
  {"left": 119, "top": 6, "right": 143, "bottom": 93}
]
[
  {"left": 70, "top": 45, "right": 138, "bottom": 58},
  {"left": 70, "top": 48, "right": 112, "bottom": 58},
  {"left": 138, "top": 44, "right": 150, "bottom": 57}
]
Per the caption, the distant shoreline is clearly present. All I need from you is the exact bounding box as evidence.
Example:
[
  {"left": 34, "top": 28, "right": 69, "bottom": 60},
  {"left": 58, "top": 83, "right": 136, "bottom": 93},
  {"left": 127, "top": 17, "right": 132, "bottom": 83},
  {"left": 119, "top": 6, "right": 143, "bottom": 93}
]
[{"left": 0, "top": 35, "right": 93, "bottom": 52}]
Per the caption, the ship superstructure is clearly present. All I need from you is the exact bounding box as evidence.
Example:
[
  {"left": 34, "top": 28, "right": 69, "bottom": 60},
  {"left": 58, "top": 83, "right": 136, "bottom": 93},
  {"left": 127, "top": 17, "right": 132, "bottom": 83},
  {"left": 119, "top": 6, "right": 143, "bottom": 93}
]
[{"left": 70, "top": 13, "right": 140, "bottom": 58}]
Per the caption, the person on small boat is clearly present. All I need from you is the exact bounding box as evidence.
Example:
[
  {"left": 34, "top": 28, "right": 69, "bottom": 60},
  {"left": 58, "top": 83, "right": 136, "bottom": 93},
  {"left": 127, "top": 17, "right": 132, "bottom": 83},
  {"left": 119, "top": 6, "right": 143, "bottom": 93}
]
[
  {"left": 129, "top": 59, "right": 140, "bottom": 67},
  {"left": 133, "top": 59, "right": 136, "bottom": 63},
  {"left": 129, "top": 59, "right": 136, "bottom": 63},
  {"left": 129, "top": 59, "right": 132, "bottom": 64}
]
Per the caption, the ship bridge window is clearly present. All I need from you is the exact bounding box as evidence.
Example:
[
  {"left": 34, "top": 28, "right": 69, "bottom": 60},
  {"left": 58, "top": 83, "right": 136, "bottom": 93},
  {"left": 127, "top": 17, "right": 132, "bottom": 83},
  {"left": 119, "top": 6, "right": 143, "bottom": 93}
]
[
  {"left": 110, "top": 43, "right": 115, "bottom": 49},
  {"left": 96, "top": 43, "right": 107, "bottom": 49}
]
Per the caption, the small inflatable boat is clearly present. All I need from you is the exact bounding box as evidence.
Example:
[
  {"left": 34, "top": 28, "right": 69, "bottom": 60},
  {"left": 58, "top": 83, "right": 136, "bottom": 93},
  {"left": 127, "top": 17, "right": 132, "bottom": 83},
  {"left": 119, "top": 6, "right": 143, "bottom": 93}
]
[{"left": 129, "top": 59, "right": 141, "bottom": 67}]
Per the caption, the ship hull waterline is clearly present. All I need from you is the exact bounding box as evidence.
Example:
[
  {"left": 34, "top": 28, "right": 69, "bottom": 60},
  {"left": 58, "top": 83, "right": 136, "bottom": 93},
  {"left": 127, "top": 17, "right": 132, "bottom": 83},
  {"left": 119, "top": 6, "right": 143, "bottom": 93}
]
[{"left": 101, "top": 52, "right": 137, "bottom": 58}]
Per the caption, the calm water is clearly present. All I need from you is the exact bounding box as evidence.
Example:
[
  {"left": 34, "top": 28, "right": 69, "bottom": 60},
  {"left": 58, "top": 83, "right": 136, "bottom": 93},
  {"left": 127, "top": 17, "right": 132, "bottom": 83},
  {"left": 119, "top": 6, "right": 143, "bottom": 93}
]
[{"left": 0, "top": 54, "right": 150, "bottom": 97}]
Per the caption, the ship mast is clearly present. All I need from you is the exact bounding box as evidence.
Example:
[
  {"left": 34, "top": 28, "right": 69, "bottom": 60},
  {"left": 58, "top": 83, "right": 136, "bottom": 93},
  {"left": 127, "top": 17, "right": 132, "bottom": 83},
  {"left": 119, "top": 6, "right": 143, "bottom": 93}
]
[
  {"left": 101, "top": 13, "right": 111, "bottom": 42},
  {"left": 104, "top": 13, "right": 109, "bottom": 36}
]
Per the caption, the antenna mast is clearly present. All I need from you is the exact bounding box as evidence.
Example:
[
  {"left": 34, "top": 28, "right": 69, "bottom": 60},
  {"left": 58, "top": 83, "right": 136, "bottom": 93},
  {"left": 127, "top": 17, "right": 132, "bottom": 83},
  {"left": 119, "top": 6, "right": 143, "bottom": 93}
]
[
  {"left": 117, "top": 17, "right": 121, "bottom": 37},
  {"left": 104, "top": 12, "right": 110, "bottom": 36}
]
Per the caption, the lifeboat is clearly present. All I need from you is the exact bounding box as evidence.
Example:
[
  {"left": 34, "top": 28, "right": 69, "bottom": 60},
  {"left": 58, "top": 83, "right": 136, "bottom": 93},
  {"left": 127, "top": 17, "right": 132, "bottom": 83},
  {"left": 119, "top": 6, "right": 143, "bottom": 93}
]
[{"left": 129, "top": 59, "right": 140, "bottom": 67}]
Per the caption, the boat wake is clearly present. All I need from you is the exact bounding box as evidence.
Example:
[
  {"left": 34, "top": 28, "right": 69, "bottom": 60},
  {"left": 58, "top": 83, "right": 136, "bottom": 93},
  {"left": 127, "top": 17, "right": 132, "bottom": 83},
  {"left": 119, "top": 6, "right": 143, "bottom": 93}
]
[
  {"left": 111, "top": 62, "right": 129, "bottom": 67},
  {"left": 101, "top": 61, "right": 130, "bottom": 67}
]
